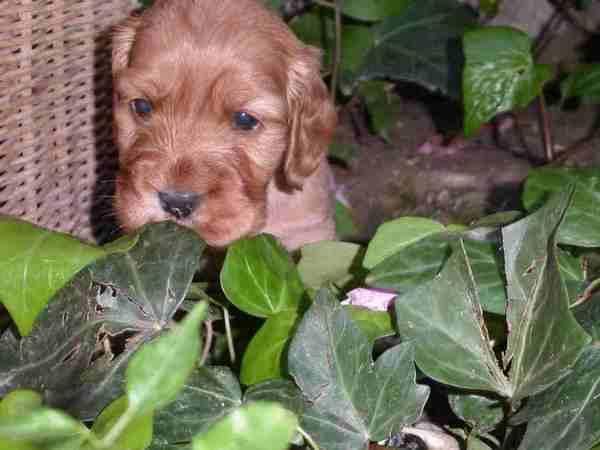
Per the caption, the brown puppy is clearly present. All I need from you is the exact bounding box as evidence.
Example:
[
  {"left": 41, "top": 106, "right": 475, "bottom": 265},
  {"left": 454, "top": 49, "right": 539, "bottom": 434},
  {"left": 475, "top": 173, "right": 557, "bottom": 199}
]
[{"left": 111, "top": 0, "right": 337, "bottom": 250}]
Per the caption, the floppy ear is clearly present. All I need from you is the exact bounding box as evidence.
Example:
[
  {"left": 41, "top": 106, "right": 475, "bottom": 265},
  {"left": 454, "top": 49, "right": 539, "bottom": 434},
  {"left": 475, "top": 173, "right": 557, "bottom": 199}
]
[
  {"left": 284, "top": 46, "right": 337, "bottom": 190},
  {"left": 112, "top": 14, "right": 142, "bottom": 74}
]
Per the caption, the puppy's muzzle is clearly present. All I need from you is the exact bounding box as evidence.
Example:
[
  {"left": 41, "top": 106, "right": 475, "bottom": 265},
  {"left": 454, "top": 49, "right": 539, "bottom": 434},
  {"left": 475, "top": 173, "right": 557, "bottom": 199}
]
[{"left": 158, "top": 191, "right": 202, "bottom": 219}]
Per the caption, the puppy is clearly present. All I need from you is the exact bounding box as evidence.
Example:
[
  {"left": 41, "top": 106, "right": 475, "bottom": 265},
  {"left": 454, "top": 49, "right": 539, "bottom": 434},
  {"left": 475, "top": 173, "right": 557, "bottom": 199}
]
[{"left": 111, "top": 0, "right": 337, "bottom": 250}]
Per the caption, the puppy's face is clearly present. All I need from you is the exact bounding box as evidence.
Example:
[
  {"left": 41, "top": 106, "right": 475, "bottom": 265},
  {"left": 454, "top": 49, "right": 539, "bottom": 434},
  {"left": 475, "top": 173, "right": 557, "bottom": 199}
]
[{"left": 112, "top": 0, "right": 335, "bottom": 247}]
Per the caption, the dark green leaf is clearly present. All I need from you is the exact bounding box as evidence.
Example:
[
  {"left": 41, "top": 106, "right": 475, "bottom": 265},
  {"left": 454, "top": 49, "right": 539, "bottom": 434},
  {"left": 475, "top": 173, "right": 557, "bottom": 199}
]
[
  {"left": 152, "top": 367, "right": 242, "bottom": 447},
  {"left": 0, "top": 222, "right": 204, "bottom": 420},
  {"left": 240, "top": 311, "right": 299, "bottom": 385},
  {"left": 522, "top": 168, "right": 600, "bottom": 247},
  {"left": 244, "top": 379, "right": 304, "bottom": 417},
  {"left": 463, "top": 27, "right": 552, "bottom": 136},
  {"left": 358, "top": 0, "right": 477, "bottom": 97},
  {"left": 359, "top": 81, "right": 402, "bottom": 142},
  {"left": 126, "top": 301, "right": 207, "bottom": 415},
  {"left": 297, "top": 241, "right": 364, "bottom": 290},
  {"left": 561, "top": 64, "right": 600, "bottom": 104},
  {"left": 221, "top": 235, "right": 305, "bottom": 318},
  {"left": 91, "top": 396, "right": 152, "bottom": 450},
  {"left": 517, "top": 345, "right": 600, "bottom": 450},
  {"left": 288, "top": 290, "right": 428, "bottom": 450},
  {"left": 464, "top": 240, "right": 506, "bottom": 315},
  {"left": 448, "top": 392, "right": 503, "bottom": 432},
  {"left": 503, "top": 189, "right": 590, "bottom": 402},
  {"left": 342, "top": 0, "right": 411, "bottom": 21},
  {"left": 573, "top": 292, "right": 600, "bottom": 341},
  {"left": 192, "top": 402, "right": 297, "bottom": 450},
  {"left": 395, "top": 240, "right": 511, "bottom": 396}
]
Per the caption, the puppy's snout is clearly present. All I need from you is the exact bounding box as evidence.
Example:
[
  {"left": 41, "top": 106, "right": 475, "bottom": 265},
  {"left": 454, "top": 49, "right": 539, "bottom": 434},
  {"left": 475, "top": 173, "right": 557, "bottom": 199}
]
[{"left": 158, "top": 191, "right": 202, "bottom": 219}]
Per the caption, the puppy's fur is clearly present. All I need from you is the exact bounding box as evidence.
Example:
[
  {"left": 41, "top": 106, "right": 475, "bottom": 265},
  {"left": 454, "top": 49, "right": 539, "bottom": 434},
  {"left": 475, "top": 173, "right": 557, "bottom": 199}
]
[{"left": 111, "top": 0, "right": 337, "bottom": 249}]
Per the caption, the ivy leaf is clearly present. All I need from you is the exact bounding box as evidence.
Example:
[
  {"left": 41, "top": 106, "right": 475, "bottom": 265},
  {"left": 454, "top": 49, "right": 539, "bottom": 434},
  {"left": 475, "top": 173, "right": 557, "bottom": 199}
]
[
  {"left": 0, "top": 217, "right": 136, "bottom": 336},
  {"left": 244, "top": 379, "right": 305, "bottom": 417},
  {"left": 341, "top": 0, "right": 411, "bottom": 22},
  {"left": 126, "top": 301, "right": 207, "bottom": 415},
  {"left": 91, "top": 396, "right": 152, "bottom": 450},
  {"left": 297, "top": 241, "right": 364, "bottom": 291},
  {"left": 573, "top": 292, "right": 600, "bottom": 341},
  {"left": 464, "top": 240, "right": 506, "bottom": 315},
  {"left": 516, "top": 345, "right": 600, "bottom": 450},
  {"left": 463, "top": 27, "right": 552, "bottom": 136},
  {"left": 561, "top": 64, "right": 600, "bottom": 104},
  {"left": 358, "top": 0, "right": 477, "bottom": 98},
  {"left": 448, "top": 392, "right": 504, "bottom": 433},
  {"left": 240, "top": 311, "right": 299, "bottom": 385},
  {"left": 359, "top": 81, "right": 402, "bottom": 142},
  {"left": 221, "top": 235, "right": 305, "bottom": 318},
  {"left": 503, "top": 189, "right": 590, "bottom": 403},
  {"left": 522, "top": 168, "right": 600, "bottom": 247},
  {"left": 288, "top": 289, "right": 429, "bottom": 450},
  {"left": 0, "top": 222, "right": 204, "bottom": 420},
  {"left": 151, "top": 367, "right": 242, "bottom": 448},
  {"left": 364, "top": 217, "right": 446, "bottom": 269},
  {"left": 394, "top": 240, "right": 511, "bottom": 396},
  {"left": 192, "top": 402, "right": 297, "bottom": 450}
]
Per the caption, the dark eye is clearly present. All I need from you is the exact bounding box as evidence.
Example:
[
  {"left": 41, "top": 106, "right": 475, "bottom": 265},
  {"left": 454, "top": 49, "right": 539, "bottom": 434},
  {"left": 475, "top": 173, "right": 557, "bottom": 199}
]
[
  {"left": 130, "top": 98, "right": 153, "bottom": 118},
  {"left": 233, "top": 111, "right": 260, "bottom": 131}
]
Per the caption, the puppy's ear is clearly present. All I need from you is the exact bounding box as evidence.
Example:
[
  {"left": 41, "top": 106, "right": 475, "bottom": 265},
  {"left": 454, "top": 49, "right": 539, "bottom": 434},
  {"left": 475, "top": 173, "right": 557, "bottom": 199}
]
[
  {"left": 112, "top": 14, "right": 142, "bottom": 74},
  {"left": 284, "top": 46, "right": 337, "bottom": 190}
]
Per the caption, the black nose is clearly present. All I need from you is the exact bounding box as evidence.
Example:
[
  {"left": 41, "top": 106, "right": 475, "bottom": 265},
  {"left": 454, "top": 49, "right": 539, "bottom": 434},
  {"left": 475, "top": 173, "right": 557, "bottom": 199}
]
[{"left": 158, "top": 191, "right": 201, "bottom": 219}]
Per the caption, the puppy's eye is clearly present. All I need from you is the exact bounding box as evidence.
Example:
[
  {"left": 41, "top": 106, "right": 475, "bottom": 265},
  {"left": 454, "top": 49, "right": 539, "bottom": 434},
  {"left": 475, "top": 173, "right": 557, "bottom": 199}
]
[
  {"left": 130, "top": 98, "right": 153, "bottom": 118},
  {"left": 233, "top": 111, "right": 259, "bottom": 131}
]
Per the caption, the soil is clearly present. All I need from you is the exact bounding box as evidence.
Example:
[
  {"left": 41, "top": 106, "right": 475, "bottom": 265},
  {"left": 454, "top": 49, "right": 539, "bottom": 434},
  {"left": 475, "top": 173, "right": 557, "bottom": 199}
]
[{"left": 333, "top": 91, "right": 600, "bottom": 242}]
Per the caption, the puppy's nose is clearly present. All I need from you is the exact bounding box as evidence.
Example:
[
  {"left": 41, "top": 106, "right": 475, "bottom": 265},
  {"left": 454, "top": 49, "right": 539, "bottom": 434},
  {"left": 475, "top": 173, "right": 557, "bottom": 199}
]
[{"left": 158, "top": 191, "right": 202, "bottom": 219}]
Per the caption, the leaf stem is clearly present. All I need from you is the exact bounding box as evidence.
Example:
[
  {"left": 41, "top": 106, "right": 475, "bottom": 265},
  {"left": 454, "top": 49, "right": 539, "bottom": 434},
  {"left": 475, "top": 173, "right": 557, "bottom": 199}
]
[
  {"left": 297, "top": 426, "right": 320, "bottom": 450},
  {"left": 537, "top": 93, "right": 554, "bottom": 162},
  {"left": 99, "top": 404, "right": 137, "bottom": 448},
  {"left": 223, "top": 307, "right": 236, "bottom": 363},
  {"left": 571, "top": 277, "right": 600, "bottom": 307}
]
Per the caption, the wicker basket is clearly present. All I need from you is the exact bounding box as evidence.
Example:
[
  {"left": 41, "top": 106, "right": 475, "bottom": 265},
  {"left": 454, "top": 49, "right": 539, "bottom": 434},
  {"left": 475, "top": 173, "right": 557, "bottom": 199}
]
[{"left": 0, "top": 0, "right": 136, "bottom": 243}]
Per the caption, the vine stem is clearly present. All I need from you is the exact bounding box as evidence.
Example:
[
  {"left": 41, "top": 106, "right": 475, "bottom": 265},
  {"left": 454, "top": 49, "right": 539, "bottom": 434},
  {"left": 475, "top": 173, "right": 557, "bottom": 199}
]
[
  {"left": 538, "top": 94, "right": 554, "bottom": 162},
  {"left": 571, "top": 278, "right": 600, "bottom": 308},
  {"left": 297, "top": 426, "right": 321, "bottom": 450},
  {"left": 223, "top": 307, "right": 236, "bottom": 363},
  {"left": 313, "top": 0, "right": 342, "bottom": 101}
]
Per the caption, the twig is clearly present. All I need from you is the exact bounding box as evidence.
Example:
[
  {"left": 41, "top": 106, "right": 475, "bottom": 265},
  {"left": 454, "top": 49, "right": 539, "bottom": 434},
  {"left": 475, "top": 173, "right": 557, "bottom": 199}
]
[
  {"left": 223, "top": 307, "right": 236, "bottom": 363},
  {"left": 200, "top": 320, "right": 213, "bottom": 365},
  {"left": 537, "top": 94, "right": 555, "bottom": 162},
  {"left": 571, "top": 278, "right": 600, "bottom": 308},
  {"left": 297, "top": 426, "right": 321, "bottom": 450}
]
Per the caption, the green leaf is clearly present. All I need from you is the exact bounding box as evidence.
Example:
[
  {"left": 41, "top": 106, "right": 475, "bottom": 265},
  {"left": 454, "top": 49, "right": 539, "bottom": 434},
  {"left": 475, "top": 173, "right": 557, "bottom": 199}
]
[
  {"left": 366, "top": 235, "right": 450, "bottom": 293},
  {"left": 0, "top": 222, "right": 204, "bottom": 420},
  {"left": 516, "top": 345, "right": 600, "bottom": 450},
  {"left": 0, "top": 218, "right": 109, "bottom": 336},
  {"left": 297, "top": 241, "right": 364, "bottom": 291},
  {"left": 364, "top": 217, "right": 446, "bottom": 269},
  {"left": 561, "top": 64, "right": 600, "bottom": 104},
  {"left": 192, "top": 402, "right": 297, "bottom": 450},
  {"left": 503, "top": 189, "right": 590, "bottom": 402},
  {"left": 92, "top": 397, "right": 152, "bottom": 450},
  {"left": 522, "top": 168, "right": 600, "bottom": 247},
  {"left": 0, "top": 407, "right": 88, "bottom": 448},
  {"left": 463, "top": 26, "right": 552, "bottom": 136},
  {"left": 244, "top": 379, "right": 305, "bottom": 417},
  {"left": 221, "top": 235, "right": 305, "bottom": 318},
  {"left": 345, "top": 306, "right": 394, "bottom": 342},
  {"left": 334, "top": 201, "right": 359, "bottom": 239},
  {"left": 338, "top": 25, "right": 377, "bottom": 93},
  {"left": 152, "top": 367, "right": 242, "bottom": 448},
  {"left": 448, "top": 392, "right": 504, "bottom": 433},
  {"left": 359, "top": 81, "right": 402, "bottom": 142},
  {"left": 0, "top": 391, "right": 43, "bottom": 417},
  {"left": 463, "top": 240, "right": 506, "bottom": 315},
  {"left": 342, "top": 0, "right": 411, "bottom": 21},
  {"left": 394, "top": 240, "right": 511, "bottom": 396},
  {"left": 240, "top": 311, "right": 299, "bottom": 385},
  {"left": 126, "top": 301, "right": 207, "bottom": 415},
  {"left": 358, "top": 0, "right": 477, "bottom": 98},
  {"left": 288, "top": 290, "right": 429, "bottom": 450}
]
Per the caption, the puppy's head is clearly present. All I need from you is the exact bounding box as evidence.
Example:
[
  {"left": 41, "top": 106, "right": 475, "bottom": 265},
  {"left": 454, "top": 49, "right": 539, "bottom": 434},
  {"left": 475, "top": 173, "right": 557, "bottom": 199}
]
[{"left": 111, "top": 0, "right": 336, "bottom": 247}]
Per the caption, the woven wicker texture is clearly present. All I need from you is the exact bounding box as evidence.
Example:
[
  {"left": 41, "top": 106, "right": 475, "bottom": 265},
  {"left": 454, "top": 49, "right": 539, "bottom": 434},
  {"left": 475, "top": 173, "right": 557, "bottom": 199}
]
[{"left": 0, "top": 0, "right": 135, "bottom": 242}]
